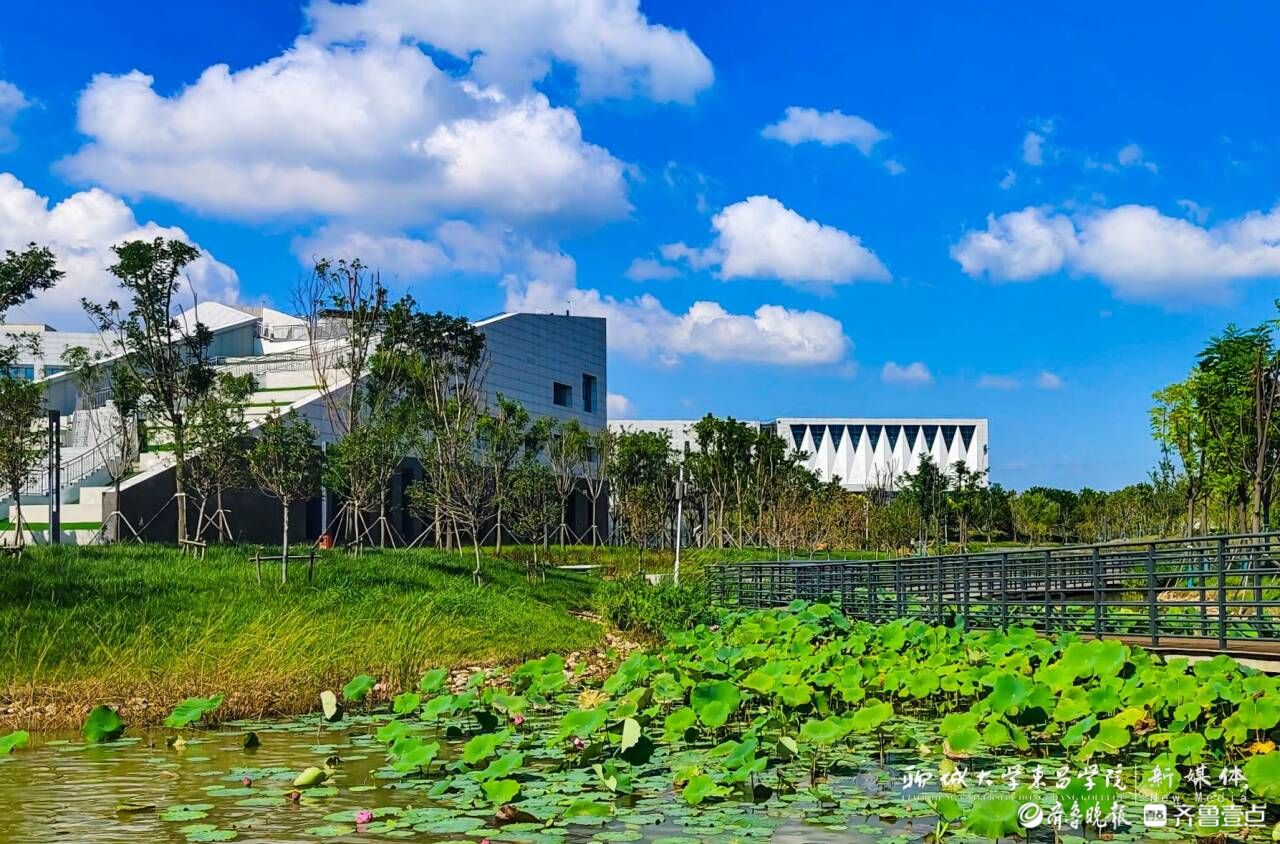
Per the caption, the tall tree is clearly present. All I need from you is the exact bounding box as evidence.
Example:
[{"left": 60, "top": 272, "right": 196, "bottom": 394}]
[
  {"left": 83, "top": 238, "right": 216, "bottom": 542},
  {"left": 187, "top": 373, "right": 255, "bottom": 541},
  {"left": 581, "top": 426, "right": 614, "bottom": 546},
  {"left": 0, "top": 375, "right": 45, "bottom": 546},
  {"left": 0, "top": 245, "right": 62, "bottom": 546},
  {"left": 249, "top": 411, "right": 323, "bottom": 582},
  {"left": 479, "top": 394, "right": 530, "bottom": 553},
  {"left": 545, "top": 419, "right": 588, "bottom": 545},
  {"left": 63, "top": 346, "right": 143, "bottom": 541}
]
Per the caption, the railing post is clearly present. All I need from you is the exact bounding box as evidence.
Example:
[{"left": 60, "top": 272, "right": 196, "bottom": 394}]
[
  {"left": 1000, "top": 552, "right": 1009, "bottom": 631},
  {"left": 895, "top": 563, "right": 904, "bottom": 619},
  {"left": 935, "top": 555, "right": 943, "bottom": 625},
  {"left": 1217, "top": 537, "right": 1228, "bottom": 650},
  {"left": 867, "top": 561, "right": 876, "bottom": 623},
  {"left": 961, "top": 555, "right": 971, "bottom": 631},
  {"left": 1147, "top": 543, "right": 1159, "bottom": 648},
  {"left": 1092, "top": 546, "right": 1102, "bottom": 636},
  {"left": 1043, "top": 550, "right": 1052, "bottom": 635}
]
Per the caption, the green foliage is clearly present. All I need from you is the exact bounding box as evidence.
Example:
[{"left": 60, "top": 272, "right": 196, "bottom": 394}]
[
  {"left": 342, "top": 674, "right": 376, "bottom": 703},
  {"left": 82, "top": 705, "right": 126, "bottom": 743},
  {"left": 0, "top": 729, "right": 29, "bottom": 753},
  {"left": 0, "top": 242, "right": 62, "bottom": 318},
  {"left": 163, "top": 693, "right": 224, "bottom": 729},
  {"left": 593, "top": 577, "right": 713, "bottom": 639}
]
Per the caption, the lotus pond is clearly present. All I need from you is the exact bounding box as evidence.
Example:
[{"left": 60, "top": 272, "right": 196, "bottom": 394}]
[{"left": 3, "top": 602, "right": 1279, "bottom": 843}]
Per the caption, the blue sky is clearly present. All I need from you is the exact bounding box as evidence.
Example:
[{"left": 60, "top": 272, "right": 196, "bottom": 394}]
[{"left": 1, "top": 2, "right": 1277, "bottom": 490}]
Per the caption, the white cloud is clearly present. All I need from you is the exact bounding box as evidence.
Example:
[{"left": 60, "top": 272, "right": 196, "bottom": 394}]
[
  {"left": 881, "top": 361, "right": 933, "bottom": 386},
  {"left": 0, "top": 80, "right": 28, "bottom": 151},
  {"left": 624, "top": 257, "right": 680, "bottom": 281},
  {"left": 505, "top": 271, "right": 851, "bottom": 367},
  {"left": 761, "top": 106, "right": 889, "bottom": 155},
  {"left": 977, "top": 374, "right": 1020, "bottom": 390},
  {"left": 1177, "top": 198, "right": 1209, "bottom": 224},
  {"left": 61, "top": 44, "right": 630, "bottom": 227},
  {"left": 1117, "top": 142, "right": 1158, "bottom": 173},
  {"left": 1035, "top": 370, "right": 1064, "bottom": 389},
  {"left": 0, "top": 172, "right": 238, "bottom": 327},
  {"left": 951, "top": 207, "right": 1077, "bottom": 281},
  {"left": 999, "top": 169, "right": 1017, "bottom": 190},
  {"left": 606, "top": 392, "right": 634, "bottom": 416},
  {"left": 664, "top": 195, "right": 889, "bottom": 288},
  {"left": 1022, "top": 130, "right": 1046, "bottom": 166},
  {"left": 953, "top": 203, "right": 1280, "bottom": 301},
  {"left": 883, "top": 159, "right": 906, "bottom": 176},
  {"left": 307, "top": 0, "right": 713, "bottom": 103}
]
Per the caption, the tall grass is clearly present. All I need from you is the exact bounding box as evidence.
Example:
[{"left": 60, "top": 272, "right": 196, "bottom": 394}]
[{"left": 0, "top": 545, "right": 602, "bottom": 728}]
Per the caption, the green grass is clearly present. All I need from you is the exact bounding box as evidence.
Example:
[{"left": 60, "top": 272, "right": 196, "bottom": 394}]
[
  {"left": 0, "top": 519, "right": 103, "bottom": 531},
  {"left": 0, "top": 545, "right": 602, "bottom": 727}
]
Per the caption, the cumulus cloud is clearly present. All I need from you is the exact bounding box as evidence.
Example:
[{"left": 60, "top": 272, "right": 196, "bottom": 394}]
[
  {"left": 505, "top": 271, "right": 851, "bottom": 367},
  {"left": 761, "top": 106, "right": 888, "bottom": 155},
  {"left": 881, "top": 361, "right": 933, "bottom": 386},
  {"left": 664, "top": 195, "right": 889, "bottom": 288},
  {"left": 61, "top": 45, "right": 630, "bottom": 227},
  {"left": 1035, "top": 370, "right": 1064, "bottom": 389},
  {"left": 1177, "top": 199, "right": 1210, "bottom": 224},
  {"left": 306, "top": 0, "right": 713, "bottom": 103},
  {"left": 952, "top": 203, "right": 1280, "bottom": 301},
  {"left": 296, "top": 220, "right": 575, "bottom": 286},
  {"left": 977, "top": 374, "right": 1020, "bottom": 390},
  {"left": 0, "top": 80, "right": 29, "bottom": 151},
  {"left": 0, "top": 172, "right": 238, "bottom": 327},
  {"left": 606, "top": 392, "right": 634, "bottom": 416},
  {"left": 624, "top": 257, "right": 680, "bottom": 281}
]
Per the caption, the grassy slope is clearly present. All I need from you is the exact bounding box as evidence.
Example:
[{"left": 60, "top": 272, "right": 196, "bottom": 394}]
[{"left": 0, "top": 546, "right": 602, "bottom": 728}]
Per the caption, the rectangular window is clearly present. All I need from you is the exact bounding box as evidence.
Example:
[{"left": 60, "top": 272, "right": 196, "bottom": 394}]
[
  {"left": 582, "top": 373, "right": 597, "bottom": 413},
  {"left": 553, "top": 382, "right": 573, "bottom": 407},
  {"left": 6, "top": 366, "right": 34, "bottom": 380}
]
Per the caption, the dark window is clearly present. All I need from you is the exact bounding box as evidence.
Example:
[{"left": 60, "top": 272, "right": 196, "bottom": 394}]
[
  {"left": 6, "top": 366, "right": 34, "bottom": 380},
  {"left": 582, "top": 373, "right": 597, "bottom": 413},
  {"left": 553, "top": 382, "right": 573, "bottom": 407}
]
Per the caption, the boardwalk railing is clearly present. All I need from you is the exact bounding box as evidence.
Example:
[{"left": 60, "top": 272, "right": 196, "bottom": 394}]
[{"left": 706, "top": 533, "right": 1280, "bottom": 651}]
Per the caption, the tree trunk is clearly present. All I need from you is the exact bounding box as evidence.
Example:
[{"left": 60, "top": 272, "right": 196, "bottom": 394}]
[
  {"left": 173, "top": 431, "right": 188, "bottom": 542},
  {"left": 11, "top": 484, "right": 23, "bottom": 548},
  {"left": 495, "top": 502, "right": 503, "bottom": 555},
  {"left": 472, "top": 535, "right": 482, "bottom": 584},
  {"left": 216, "top": 487, "right": 227, "bottom": 542},
  {"left": 281, "top": 499, "right": 290, "bottom": 584}
]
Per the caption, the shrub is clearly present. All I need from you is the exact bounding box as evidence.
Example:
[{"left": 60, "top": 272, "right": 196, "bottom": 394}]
[{"left": 595, "top": 576, "right": 716, "bottom": 639}]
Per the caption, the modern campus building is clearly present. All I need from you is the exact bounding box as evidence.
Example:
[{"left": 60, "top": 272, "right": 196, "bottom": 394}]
[
  {"left": 2, "top": 304, "right": 606, "bottom": 544},
  {"left": 610, "top": 417, "right": 990, "bottom": 492}
]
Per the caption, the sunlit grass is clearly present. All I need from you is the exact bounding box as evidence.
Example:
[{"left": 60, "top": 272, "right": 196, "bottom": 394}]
[{"left": 0, "top": 544, "right": 603, "bottom": 727}]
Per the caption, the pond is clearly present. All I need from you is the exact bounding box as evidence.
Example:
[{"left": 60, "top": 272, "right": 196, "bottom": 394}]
[{"left": 2, "top": 603, "right": 1278, "bottom": 843}]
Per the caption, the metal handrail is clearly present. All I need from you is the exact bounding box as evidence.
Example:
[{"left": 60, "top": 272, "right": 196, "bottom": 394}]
[{"left": 706, "top": 532, "right": 1280, "bottom": 650}]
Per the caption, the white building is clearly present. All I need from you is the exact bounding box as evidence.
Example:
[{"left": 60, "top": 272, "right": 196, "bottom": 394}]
[
  {"left": 3, "top": 304, "right": 605, "bottom": 543},
  {"left": 609, "top": 416, "right": 989, "bottom": 492}
]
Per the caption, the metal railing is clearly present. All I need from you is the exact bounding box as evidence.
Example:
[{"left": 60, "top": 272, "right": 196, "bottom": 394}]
[{"left": 706, "top": 533, "right": 1280, "bottom": 650}]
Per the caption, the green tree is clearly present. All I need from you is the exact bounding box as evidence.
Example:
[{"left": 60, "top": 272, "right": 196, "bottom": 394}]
[
  {"left": 478, "top": 394, "right": 530, "bottom": 554},
  {"left": 0, "top": 244, "right": 62, "bottom": 546},
  {"left": 0, "top": 375, "right": 45, "bottom": 546},
  {"left": 83, "top": 238, "right": 216, "bottom": 542},
  {"left": 545, "top": 419, "right": 588, "bottom": 545},
  {"left": 188, "top": 373, "right": 255, "bottom": 541},
  {"left": 506, "top": 451, "right": 561, "bottom": 569},
  {"left": 900, "top": 454, "right": 951, "bottom": 551},
  {"left": 945, "top": 460, "right": 986, "bottom": 551},
  {"left": 0, "top": 243, "right": 61, "bottom": 317},
  {"left": 610, "top": 429, "right": 677, "bottom": 562},
  {"left": 248, "top": 411, "right": 324, "bottom": 582}
]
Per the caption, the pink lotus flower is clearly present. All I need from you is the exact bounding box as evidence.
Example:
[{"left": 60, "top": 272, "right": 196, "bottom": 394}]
[
  {"left": 241, "top": 776, "right": 252, "bottom": 787},
  {"left": 288, "top": 790, "right": 301, "bottom": 803},
  {"left": 355, "top": 809, "right": 374, "bottom": 825},
  {"left": 572, "top": 736, "right": 585, "bottom": 750},
  {"left": 512, "top": 714, "right": 525, "bottom": 726}
]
